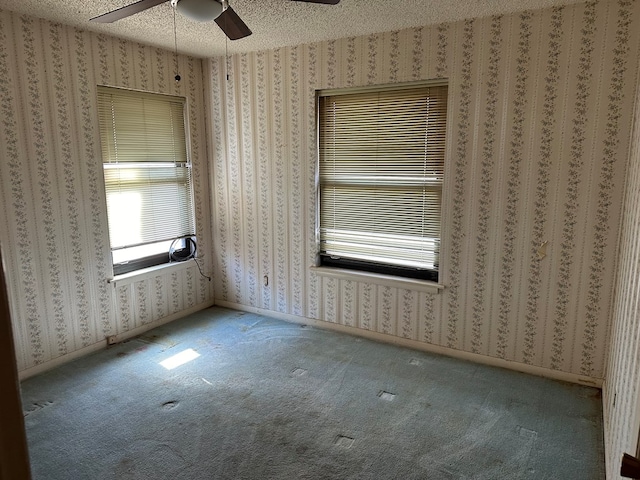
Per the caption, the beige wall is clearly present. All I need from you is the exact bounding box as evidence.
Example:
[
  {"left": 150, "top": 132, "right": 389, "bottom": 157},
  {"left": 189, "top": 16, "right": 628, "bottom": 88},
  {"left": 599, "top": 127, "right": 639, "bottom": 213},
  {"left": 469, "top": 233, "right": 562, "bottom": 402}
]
[
  {"left": 1, "top": 0, "right": 640, "bottom": 475},
  {"left": 207, "top": 0, "right": 640, "bottom": 381},
  {"left": 0, "top": 9, "right": 214, "bottom": 374},
  {"left": 603, "top": 65, "right": 640, "bottom": 478}
]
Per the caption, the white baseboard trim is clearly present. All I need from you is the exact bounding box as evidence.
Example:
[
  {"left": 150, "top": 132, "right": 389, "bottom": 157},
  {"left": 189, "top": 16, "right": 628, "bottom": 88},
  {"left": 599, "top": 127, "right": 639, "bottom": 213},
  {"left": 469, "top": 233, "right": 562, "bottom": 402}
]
[
  {"left": 215, "top": 300, "right": 603, "bottom": 389},
  {"left": 19, "top": 300, "right": 214, "bottom": 381}
]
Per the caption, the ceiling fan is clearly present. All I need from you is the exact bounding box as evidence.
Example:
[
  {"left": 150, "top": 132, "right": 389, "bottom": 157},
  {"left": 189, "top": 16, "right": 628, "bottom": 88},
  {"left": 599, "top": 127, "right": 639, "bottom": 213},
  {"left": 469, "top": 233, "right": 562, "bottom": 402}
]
[{"left": 90, "top": 0, "right": 340, "bottom": 40}]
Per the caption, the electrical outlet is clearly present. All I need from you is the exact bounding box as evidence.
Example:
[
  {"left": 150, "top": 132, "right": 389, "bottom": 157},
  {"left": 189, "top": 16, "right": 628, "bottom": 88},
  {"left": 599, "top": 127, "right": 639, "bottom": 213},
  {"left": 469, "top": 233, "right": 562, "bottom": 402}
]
[
  {"left": 106, "top": 335, "right": 117, "bottom": 346},
  {"left": 537, "top": 240, "right": 548, "bottom": 260}
]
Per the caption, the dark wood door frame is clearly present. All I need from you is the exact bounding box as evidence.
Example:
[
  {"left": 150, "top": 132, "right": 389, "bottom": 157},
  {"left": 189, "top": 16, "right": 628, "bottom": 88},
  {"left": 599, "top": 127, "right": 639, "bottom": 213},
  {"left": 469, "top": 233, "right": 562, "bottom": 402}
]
[{"left": 0, "top": 248, "right": 31, "bottom": 479}]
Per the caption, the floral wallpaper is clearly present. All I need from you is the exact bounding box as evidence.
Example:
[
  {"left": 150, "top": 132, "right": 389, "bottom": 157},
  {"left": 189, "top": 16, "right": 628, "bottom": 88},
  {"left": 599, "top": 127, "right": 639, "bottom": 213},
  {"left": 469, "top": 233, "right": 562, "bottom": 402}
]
[
  {"left": 0, "top": 9, "right": 214, "bottom": 374},
  {"left": 208, "top": 0, "right": 640, "bottom": 380},
  {"left": 0, "top": 0, "right": 639, "bottom": 471},
  {"left": 603, "top": 65, "right": 640, "bottom": 479}
]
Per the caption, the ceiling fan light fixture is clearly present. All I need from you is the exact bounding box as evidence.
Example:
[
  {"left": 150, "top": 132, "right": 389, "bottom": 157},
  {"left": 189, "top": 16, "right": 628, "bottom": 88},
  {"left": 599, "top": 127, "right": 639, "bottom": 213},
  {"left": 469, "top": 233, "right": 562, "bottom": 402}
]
[{"left": 171, "top": 0, "right": 225, "bottom": 22}]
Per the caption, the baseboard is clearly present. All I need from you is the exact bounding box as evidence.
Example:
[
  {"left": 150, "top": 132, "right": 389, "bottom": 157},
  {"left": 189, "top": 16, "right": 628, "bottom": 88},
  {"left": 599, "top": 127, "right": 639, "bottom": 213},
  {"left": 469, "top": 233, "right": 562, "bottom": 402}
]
[
  {"left": 18, "top": 300, "right": 214, "bottom": 381},
  {"left": 215, "top": 300, "right": 603, "bottom": 389}
]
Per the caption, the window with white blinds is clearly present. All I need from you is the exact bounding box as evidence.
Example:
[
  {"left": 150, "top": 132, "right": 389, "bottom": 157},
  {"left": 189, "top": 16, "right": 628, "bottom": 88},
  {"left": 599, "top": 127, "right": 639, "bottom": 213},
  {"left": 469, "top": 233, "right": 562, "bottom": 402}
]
[
  {"left": 97, "top": 86, "right": 195, "bottom": 275},
  {"left": 318, "top": 82, "right": 447, "bottom": 281}
]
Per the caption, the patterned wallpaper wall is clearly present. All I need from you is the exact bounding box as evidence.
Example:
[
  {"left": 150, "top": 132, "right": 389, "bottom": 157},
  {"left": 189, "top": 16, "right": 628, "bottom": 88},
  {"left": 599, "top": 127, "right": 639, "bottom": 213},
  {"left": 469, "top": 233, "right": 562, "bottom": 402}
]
[
  {"left": 208, "top": 0, "right": 640, "bottom": 379},
  {"left": 0, "top": 9, "right": 214, "bottom": 373},
  {"left": 603, "top": 81, "right": 640, "bottom": 479}
]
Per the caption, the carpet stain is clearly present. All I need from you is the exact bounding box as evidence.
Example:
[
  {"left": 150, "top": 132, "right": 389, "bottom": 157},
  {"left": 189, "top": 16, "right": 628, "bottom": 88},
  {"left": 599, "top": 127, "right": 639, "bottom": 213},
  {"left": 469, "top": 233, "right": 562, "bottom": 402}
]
[
  {"left": 162, "top": 400, "right": 179, "bottom": 410},
  {"left": 114, "top": 440, "right": 187, "bottom": 478},
  {"left": 437, "top": 465, "right": 468, "bottom": 479},
  {"left": 138, "top": 334, "right": 177, "bottom": 349},
  {"left": 24, "top": 400, "right": 54, "bottom": 417},
  {"left": 335, "top": 435, "right": 355, "bottom": 449},
  {"left": 517, "top": 426, "right": 538, "bottom": 439},
  {"left": 197, "top": 338, "right": 223, "bottom": 349},
  {"left": 378, "top": 391, "right": 396, "bottom": 401}
]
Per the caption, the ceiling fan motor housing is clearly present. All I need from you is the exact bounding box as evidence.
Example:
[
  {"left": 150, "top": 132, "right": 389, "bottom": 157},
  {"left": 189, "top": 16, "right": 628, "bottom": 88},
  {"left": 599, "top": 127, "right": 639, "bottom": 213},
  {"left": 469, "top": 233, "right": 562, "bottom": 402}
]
[
  {"left": 171, "top": 0, "right": 226, "bottom": 22},
  {"left": 91, "top": 0, "right": 336, "bottom": 45}
]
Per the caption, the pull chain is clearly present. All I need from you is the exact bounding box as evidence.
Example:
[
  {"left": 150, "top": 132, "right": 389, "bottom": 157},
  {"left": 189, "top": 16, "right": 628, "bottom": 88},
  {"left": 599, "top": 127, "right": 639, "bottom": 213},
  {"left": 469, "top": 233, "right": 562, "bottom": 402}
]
[
  {"left": 225, "top": 28, "right": 229, "bottom": 81},
  {"left": 173, "top": 6, "right": 180, "bottom": 82}
]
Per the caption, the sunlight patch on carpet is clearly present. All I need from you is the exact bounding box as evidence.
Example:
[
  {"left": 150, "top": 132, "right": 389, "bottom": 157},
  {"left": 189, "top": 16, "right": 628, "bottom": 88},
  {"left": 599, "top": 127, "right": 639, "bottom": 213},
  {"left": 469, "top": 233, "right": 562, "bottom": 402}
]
[{"left": 159, "top": 348, "right": 200, "bottom": 370}]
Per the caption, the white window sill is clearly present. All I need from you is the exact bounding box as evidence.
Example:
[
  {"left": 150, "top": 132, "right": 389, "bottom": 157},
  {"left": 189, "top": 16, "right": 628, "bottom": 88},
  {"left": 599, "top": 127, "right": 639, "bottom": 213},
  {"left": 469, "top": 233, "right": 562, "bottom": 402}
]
[
  {"left": 108, "top": 260, "right": 195, "bottom": 287},
  {"left": 310, "top": 266, "right": 443, "bottom": 294}
]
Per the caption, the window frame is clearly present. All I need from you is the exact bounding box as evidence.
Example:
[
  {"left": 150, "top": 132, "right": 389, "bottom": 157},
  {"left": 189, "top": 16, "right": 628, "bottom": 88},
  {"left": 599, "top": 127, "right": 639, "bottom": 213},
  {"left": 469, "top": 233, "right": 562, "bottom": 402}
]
[
  {"left": 316, "top": 80, "right": 448, "bottom": 283},
  {"left": 96, "top": 86, "right": 196, "bottom": 277}
]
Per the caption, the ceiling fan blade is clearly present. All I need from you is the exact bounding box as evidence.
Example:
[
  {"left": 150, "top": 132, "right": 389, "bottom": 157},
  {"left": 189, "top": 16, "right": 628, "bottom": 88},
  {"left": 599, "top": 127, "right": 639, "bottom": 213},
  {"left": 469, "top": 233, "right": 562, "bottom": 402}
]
[
  {"left": 215, "top": 6, "right": 252, "bottom": 40},
  {"left": 292, "top": 0, "right": 340, "bottom": 4},
  {"left": 90, "top": 0, "right": 167, "bottom": 23}
]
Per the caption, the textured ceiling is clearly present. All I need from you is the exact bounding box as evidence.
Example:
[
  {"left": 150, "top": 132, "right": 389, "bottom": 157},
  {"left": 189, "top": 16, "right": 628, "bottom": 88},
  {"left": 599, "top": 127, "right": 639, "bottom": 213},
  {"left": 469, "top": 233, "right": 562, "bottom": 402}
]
[{"left": 1, "top": 0, "right": 585, "bottom": 58}]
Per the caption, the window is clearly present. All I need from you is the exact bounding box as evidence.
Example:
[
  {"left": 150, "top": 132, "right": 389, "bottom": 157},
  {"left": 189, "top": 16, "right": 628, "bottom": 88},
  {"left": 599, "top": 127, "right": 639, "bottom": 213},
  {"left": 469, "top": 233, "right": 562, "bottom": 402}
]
[
  {"left": 318, "top": 82, "right": 447, "bottom": 282},
  {"left": 97, "top": 86, "right": 195, "bottom": 276}
]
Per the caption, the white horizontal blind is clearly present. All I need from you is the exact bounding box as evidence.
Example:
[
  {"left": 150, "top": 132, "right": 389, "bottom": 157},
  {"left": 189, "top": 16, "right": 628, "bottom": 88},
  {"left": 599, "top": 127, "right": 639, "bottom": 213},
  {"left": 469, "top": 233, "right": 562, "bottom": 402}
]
[
  {"left": 98, "top": 88, "right": 187, "bottom": 164},
  {"left": 319, "top": 84, "right": 447, "bottom": 272},
  {"left": 97, "top": 87, "right": 195, "bottom": 251}
]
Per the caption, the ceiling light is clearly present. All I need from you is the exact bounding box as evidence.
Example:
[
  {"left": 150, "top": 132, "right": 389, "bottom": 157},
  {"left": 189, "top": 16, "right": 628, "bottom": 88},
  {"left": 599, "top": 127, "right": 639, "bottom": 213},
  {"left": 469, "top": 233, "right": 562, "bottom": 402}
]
[{"left": 171, "top": 0, "right": 226, "bottom": 22}]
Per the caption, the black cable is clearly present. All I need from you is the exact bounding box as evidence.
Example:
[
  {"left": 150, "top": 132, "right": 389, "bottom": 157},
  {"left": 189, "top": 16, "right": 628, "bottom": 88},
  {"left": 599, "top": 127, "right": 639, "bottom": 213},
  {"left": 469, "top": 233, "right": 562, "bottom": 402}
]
[
  {"left": 168, "top": 238, "right": 210, "bottom": 281},
  {"left": 169, "top": 237, "right": 196, "bottom": 262},
  {"left": 193, "top": 257, "right": 211, "bottom": 282}
]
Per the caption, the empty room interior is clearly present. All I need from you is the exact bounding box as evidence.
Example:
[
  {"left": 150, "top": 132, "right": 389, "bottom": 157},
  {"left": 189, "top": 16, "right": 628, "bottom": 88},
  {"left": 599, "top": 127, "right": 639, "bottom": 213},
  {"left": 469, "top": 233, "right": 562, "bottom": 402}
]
[{"left": 2, "top": 0, "right": 640, "bottom": 478}]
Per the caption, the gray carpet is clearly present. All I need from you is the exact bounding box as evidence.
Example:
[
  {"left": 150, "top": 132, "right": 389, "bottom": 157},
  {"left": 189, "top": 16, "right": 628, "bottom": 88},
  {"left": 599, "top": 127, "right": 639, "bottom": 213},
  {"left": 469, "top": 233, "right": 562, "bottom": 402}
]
[{"left": 20, "top": 307, "right": 605, "bottom": 479}]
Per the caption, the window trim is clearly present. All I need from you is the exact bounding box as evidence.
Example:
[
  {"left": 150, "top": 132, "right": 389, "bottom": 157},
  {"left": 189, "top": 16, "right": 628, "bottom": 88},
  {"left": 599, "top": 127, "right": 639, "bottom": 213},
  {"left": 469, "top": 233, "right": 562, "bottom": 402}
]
[
  {"left": 317, "top": 78, "right": 448, "bottom": 98},
  {"left": 320, "top": 255, "right": 439, "bottom": 282},
  {"left": 316, "top": 79, "right": 448, "bottom": 283},
  {"left": 108, "top": 257, "right": 196, "bottom": 286},
  {"left": 310, "top": 266, "right": 443, "bottom": 294},
  {"left": 112, "top": 252, "right": 170, "bottom": 276}
]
